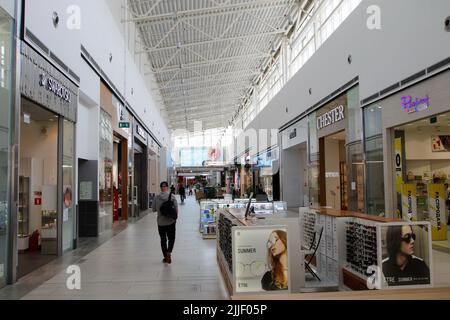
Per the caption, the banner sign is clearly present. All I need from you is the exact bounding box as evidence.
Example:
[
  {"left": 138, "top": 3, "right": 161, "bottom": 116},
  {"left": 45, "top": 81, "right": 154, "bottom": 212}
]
[
  {"left": 402, "top": 184, "right": 417, "bottom": 221},
  {"left": 395, "top": 138, "right": 403, "bottom": 193},
  {"left": 428, "top": 184, "right": 448, "bottom": 241}
]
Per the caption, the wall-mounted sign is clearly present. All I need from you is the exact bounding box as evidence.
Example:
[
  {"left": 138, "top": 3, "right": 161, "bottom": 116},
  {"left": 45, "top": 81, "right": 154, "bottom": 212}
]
[
  {"left": 395, "top": 138, "right": 403, "bottom": 192},
  {"left": 136, "top": 125, "right": 147, "bottom": 140},
  {"left": 289, "top": 128, "right": 297, "bottom": 140},
  {"left": 401, "top": 95, "right": 429, "bottom": 114},
  {"left": 39, "top": 73, "right": 71, "bottom": 102},
  {"left": 20, "top": 42, "right": 78, "bottom": 122},
  {"left": 316, "top": 105, "right": 345, "bottom": 130}
]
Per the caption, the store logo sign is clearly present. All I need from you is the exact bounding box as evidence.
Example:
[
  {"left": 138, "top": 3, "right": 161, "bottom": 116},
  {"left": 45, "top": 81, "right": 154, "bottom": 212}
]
[
  {"left": 401, "top": 95, "right": 429, "bottom": 114},
  {"left": 136, "top": 125, "right": 146, "bottom": 139},
  {"left": 289, "top": 128, "right": 297, "bottom": 140},
  {"left": 317, "top": 105, "right": 345, "bottom": 130},
  {"left": 39, "top": 73, "right": 71, "bottom": 103},
  {"left": 435, "top": 192, "right": 441, "bottom": 230}
]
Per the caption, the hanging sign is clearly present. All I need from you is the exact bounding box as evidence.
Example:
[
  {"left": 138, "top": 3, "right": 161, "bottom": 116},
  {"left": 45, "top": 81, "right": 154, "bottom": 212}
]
[
  {"left": 395, "top": 138, "right": 403, "bottom": 193},
  {"left": 401, "top": 184, "right": 417, "bottom": 221},
  {"left": 428, "top": 184, "right": 448, "bottom": 241}
]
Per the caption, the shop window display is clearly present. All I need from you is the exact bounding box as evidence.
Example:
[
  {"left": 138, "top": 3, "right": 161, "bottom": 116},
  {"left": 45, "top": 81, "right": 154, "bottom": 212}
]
[{"left": 393, "top": 113, "right": 450, "bottom": 243}]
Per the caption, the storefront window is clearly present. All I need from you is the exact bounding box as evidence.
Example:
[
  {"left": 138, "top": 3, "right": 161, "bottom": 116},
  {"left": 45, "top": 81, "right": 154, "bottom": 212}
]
[
  {"left": 0, "top": 7, "right": 13, "bottom": 288},
  {"left": 364, "top": 104, "right": 385, "bottom": 215},
  {"left": 346, "top": 86, "right": 364, "bottom": 212},
  {"left": 308, "top": 112, "right": 320, "bottom": 207},
  {"left": 99, "top": 109, "right": 113, "bottom": 233},
  {"left": 62, "top": 120, "right": 75, "bottom": 252}
]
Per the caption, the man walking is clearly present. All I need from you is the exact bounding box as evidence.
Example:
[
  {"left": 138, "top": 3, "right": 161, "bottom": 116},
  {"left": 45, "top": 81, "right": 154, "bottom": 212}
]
[{"left": 152, "top": 181, "right": 178, "bottom": 264}]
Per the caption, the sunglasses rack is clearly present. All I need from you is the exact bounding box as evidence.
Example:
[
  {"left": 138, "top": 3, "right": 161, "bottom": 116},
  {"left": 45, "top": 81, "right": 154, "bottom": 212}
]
[
  {"left": 344, "top": 218, "right": 379, "bottom": 280},
  {"left": 218, "top": 213, "right": 237, "bottom": 273}
]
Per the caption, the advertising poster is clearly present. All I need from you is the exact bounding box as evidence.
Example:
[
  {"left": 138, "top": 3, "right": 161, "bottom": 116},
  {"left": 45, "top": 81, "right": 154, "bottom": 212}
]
[
  {"left": 431, "top": 136, "right": 450, "bottom": 152},
  {"left": 428, "top": 184, "right": 448, "bottom": 241},
  {"left": 233, "top": 227, "right": 289, "bottom": 293},
  {"left": 395, "top": 138, "right": 403, "bottom": 193},
  {"left": 401, "top": 184, "right": 417, "bottom": 221},
  {"left": 380, "top": 222, "right": 432, "bottom": 288}
]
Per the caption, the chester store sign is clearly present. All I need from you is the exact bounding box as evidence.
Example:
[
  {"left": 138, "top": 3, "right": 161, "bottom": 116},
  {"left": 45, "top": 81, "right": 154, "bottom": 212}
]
[
  {"left": 39, "top": 73, "right": 71, "bottom": 103},
  {"left": 317, "top": 105, "right": 345, "bottom": 130}
]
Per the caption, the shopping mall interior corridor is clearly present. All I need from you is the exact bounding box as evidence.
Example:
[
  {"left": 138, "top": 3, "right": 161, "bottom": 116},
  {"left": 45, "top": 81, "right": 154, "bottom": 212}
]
[{"left": 4, "top": 196, "right": 228, "bottom": 300}]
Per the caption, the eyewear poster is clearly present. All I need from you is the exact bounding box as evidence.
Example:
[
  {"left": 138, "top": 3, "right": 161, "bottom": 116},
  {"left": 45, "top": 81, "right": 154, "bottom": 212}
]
[
  {"left": 401, "top": 184, "right": 417, "bottom": 221},
  {"left": 233, "top": 227, "right": 288, "bottom": 293},
  {"left": 380, "top": 223, "right": 432, "bottom": 288},
  {"left": 431, "top": 136, "right": 450, "bottom": 152},
  {"left": 428, "top": 184, "right": 448, "bottom": 241}
]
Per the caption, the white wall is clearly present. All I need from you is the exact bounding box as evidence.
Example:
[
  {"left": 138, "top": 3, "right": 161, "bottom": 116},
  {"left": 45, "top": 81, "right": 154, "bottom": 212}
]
[
  {"left": 77, "top": 101, "right": 99, "bottom": 161},
  {"left": 23, "top": 0, "right": 170, "bottom": 148},
  {"left": 405, "top": 127, "right": 450, "bottom": 160},
  {"left": 244, "top": 0, "right": 450, "bottom": 134},
  {"left": 0, "top": 0, "right": 15, "bottom": 17}
]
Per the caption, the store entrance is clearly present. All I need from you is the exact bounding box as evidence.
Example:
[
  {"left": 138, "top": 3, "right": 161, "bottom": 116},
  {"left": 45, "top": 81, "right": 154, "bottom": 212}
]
[
  {"left": 18, "top": 98, "right": 59, "bottom": 278},
  {"left": 393, "top": 112, "right": 450, "bottom": 252},
  {"left": 320, "top": 130, "right": 348, "bottom": 210},
  {"left": 133, "top": 141, "right": 148, "bottom": 217}
]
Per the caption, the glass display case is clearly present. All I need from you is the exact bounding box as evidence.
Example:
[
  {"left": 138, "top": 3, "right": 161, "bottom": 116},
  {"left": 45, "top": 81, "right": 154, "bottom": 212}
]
[{"left": 18, "top": 176, "right": 30, "bottom": 237}]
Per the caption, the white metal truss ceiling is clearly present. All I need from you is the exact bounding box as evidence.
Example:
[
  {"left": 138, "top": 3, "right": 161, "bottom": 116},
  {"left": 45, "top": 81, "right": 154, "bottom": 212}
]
[{"left": 127, "top": 0, "right": 304, "bottom": 132}]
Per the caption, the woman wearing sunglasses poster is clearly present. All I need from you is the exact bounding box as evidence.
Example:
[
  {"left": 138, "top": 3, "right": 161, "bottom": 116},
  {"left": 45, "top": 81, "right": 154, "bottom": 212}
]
[
  {"left": 261, "top": 230, "right": 288, "bottom": 291},
  {"left": 382, "top": 225, "right": 430, "bottom": 286}
]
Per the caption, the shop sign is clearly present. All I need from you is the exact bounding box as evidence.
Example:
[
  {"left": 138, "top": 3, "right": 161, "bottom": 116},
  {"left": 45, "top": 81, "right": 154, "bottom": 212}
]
[
  {"left": 401, "top": 184, "right": 417, "bottom": 221},
  {"left": 136, "top": 125, "right": 147, "bottom": 140},
  {"left": 289, "top": 128, "right": 297, "bottom": 140},
  {"left": 39, "top": 73, "right": 72, "bottom": 102},
  {"left": 395, "top": 138, "right": 403, "bottom": 192},
  {"left": 20, "top": 42, "right": 78, "bottom": 122},
  {"left": 428, "top": 184, "right": 448, "bottom": 241},
  {"left": 316, "top": 105, "right": 345, "bottom": 130},
  {"left": 401, "top": 95, "right": 429, "bottom": 114}
]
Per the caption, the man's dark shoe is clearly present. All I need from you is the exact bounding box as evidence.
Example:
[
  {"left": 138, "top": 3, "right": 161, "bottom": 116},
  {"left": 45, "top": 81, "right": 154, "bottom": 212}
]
[{"left": 166, "top": 253, "right": 172, "bottom": 264}]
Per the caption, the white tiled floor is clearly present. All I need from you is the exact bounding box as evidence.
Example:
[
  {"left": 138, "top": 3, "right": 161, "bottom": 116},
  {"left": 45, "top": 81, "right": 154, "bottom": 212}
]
[
  {"left": 16, "top": 197, "right": 450, "bottom": 299},
  {"left": 22, "top": 196, "right": 229, "bottom": 300}
]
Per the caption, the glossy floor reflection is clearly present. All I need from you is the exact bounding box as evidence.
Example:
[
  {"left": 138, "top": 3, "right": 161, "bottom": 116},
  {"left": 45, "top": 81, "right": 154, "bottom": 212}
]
[{"left": 21, "top": 196, "right": 228, "bottom": 300}]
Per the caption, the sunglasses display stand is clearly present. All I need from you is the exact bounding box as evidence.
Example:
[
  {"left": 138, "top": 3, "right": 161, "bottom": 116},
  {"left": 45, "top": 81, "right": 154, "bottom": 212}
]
[
  {"left": 200, "top": 200, "right": 287, "bottom": 240},
  {"left": 217, "top": 208, "right": 303, "bottom": 298}
]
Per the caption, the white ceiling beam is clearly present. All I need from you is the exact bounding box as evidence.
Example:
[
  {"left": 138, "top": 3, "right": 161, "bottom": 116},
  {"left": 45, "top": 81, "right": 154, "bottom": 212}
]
[
  {"left": 164, "top": 91, "right": 242, "bottom": 104},
  {"left": 154, "top": 53, "right": 270, "bottom": 73},
  {"left": 164, "top": 93, "right": 242, "bottom": 106},
  {"left": 137, "top": 30, "right": 284, "bottom": 54},
  {"left": 159, "top": 71, "right": 258, "bottom": 90},
  {"left": 125, "top": 0, "right": 293, "bottom": 24},
  {"left": 167, "top": 103, "right": 236, "bottom": 114},
  {"left": 162, "top": 80, "right": 250, "bottom": 97}
]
